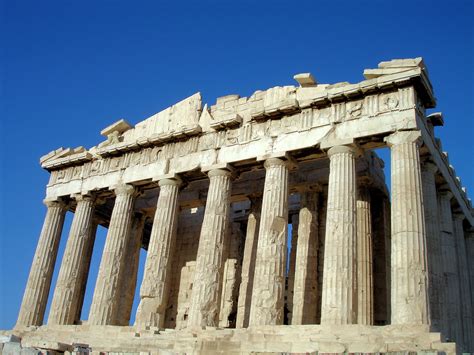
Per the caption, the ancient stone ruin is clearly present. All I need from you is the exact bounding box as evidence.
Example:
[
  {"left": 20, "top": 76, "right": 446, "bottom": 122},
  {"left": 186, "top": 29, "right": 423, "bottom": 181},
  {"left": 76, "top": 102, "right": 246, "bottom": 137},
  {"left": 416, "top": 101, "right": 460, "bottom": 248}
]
[{"left": 4, "top": 58, "right": 474, "bottom": 354}]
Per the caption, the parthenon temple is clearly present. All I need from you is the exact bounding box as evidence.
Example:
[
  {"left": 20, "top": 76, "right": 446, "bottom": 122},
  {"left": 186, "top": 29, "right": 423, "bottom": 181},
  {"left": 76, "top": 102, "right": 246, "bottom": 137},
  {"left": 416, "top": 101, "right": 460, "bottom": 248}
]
[{"left": 6, "top": 58, "right": 474, "bottom": 354}]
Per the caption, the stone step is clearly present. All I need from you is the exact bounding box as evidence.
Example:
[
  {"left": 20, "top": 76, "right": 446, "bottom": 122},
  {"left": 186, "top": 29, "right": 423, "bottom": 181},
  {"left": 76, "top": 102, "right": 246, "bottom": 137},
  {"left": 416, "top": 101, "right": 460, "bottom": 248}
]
[{"left": 13, "top": 325, "right": 458, "bottom": 355}]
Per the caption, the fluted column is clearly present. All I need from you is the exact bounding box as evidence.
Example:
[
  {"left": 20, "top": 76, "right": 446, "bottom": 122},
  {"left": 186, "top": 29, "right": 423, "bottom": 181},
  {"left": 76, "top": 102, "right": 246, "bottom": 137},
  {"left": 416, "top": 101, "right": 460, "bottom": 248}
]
[
  {"left": 219, "top": 222, "right": 243, "bottom": 327},
  {"left": 453, "top": 213, "right": 473, "bottom": 351},
  {"left": 16, "top": 200, "right": 67, "bottom": 327},
  {"left": 286, "top": 214, "right": 299, "bottom": 324},
  {"left": 117, "top": 212, "right": 145, "bottom": 326},
  {"left": 135, "top": 177, "right": 181, "bottom": 328},
  {"left": 466, "top": 228, "right": 474, "bottom": 351},
  {"left": 188, "top": 168, "right": 232, "bottom": 327},
  {"left": 467, "top": 229, "right": 474, "bottom": 319},
  {"left": 292, "top": 190, "right": 319, "bottom": 325},
  {"left": 249, "top": 158, "right": 289, "bottom": 326},
  {"left": 320, "top": 145, "right": 357, "bottom": 325},
  {"left": 88, "top": 184, "right": 137, "bottom": 325},
  {"left": 383, "top": 197, "right": 392, "bottom": 321},
  {"left": 356, "top": 185, "right": 373, "bottom": 325},
  {"left": 371, "top": 192, "right": 390, "bottom": 325},
  {"left": 236, "top": 198, "right": 261, "bottom": 328},
  {"left": 74, "top": 219, "right": 98, "bottom": 323},
  {"left": 438, "top": 190, "right": 462, "bottom": 342},
  {"left": 48, "top": 194, "right": 96, "bottom": 325},
  {"left": 385, "top": 130, "right": 429, "bottom": 325},
  {"left": 420, "top": 161, "right": 443, "bottom": 331},
  {"left": 316, "top": 189, "right": 327, "bottom": 323}
]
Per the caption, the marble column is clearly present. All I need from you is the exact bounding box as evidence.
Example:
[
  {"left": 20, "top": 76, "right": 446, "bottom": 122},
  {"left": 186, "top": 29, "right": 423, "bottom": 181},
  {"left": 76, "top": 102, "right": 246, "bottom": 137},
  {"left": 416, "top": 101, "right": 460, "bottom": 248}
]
[
  {"left": 236, "top": 198, "right": 260, "bottom": 328},
  {"left": 16, "top": 200, "right": 67, "bottom": 327},
  {"left": 420, "top": 161, "right": 443, "bottom": 331},
  {"left": 219, "top": 222, "right": 243, "bottom": 328},
  {"left": 117, "top": 212, "right": 145, "bottom": 326},
  {"left": 438, "top": 190, "right": 462, "bottom": 342},
  {"left": 249, "top": 158, "right": 289, "bottom": 326},
  {"left": 48, "top": 194, "right": 96, "bottom": 325},
  {"left": 74, "top": 220, "right": 98, "bottom": 324},
  {"left": 136, "top": 177, "right": 181, "bottom": 328},
  {"left": 188, "top": 168, "right": 232, "bottom": 327},
  {"left": 316, "top": 189, "right": 327, "bottom": 323},
  {"left": 88, "top": 184, "right": 137, "bottom": 325},
  {"left": 286, "top": 213, "right": 299, "bottom": 324},
  {"left": 320, "top": 145, "right": 357, "bottom": 325},
  {"left": 292, "top": 190, "right": 319, "bottom": 325},
  {"left": 383, "top": 197, "right": 392, "bottom": 322},
  {"left": 466, "top": 228, "right": 474, "bottom": 352},
  {"left": 385, "top": 130, "right": 429, "bottom": 325},
  {"left": 371, "top": 192, "right": 390, "bottom": 325},
  {"left": 467, "top": 229, "right": 474, "bottom": 320},
  {"left": 356, "top": 185, "right": 373, "bottom": 325},
  {"left": 453, "top": 213, "right": 473, "bottom": 351}
]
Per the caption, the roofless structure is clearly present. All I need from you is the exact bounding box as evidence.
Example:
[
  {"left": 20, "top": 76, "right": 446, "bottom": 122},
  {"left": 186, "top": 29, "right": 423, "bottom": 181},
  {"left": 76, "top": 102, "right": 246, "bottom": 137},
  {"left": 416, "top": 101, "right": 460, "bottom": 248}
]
[{"left": 5, "top": 58, "right": 474, "bottom": 354}]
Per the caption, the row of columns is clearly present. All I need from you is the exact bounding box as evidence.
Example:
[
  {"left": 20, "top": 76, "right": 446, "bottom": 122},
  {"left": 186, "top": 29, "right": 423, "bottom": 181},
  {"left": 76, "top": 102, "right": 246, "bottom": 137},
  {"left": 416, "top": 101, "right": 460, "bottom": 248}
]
[
  {"left": 16, "top": 130, "right": 473, "bottom": 351},
  {"left": 422, "top": 170, "right": 473, "bottom": 349}
]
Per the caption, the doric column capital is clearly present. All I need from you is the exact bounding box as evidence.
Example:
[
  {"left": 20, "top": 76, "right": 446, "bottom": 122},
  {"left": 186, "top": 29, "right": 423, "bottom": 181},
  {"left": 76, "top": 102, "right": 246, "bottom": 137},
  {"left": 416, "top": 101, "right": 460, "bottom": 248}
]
[
  {"left": 202, "top": 163, "right": 236, "bottom": 179},
  {"left": 384, "top": 130, "right": 422, "bottom": 147},
  {"left": 327, "top": 145, "right": 356, "bottom": 158},
  {"left": 113, "top": 183, "right": 137, "bottom": 197},
  {"left": 421, "top": 160, "right": 438, "bottom": 174},
  {"left": 158, "top": 177, "right": 182, "bottom": 187},
  {"left": 207, "top": 168, "right": 233, "bottom": 179},
  {"left": 43, "top": 199, "right": 67, "bottom": 210},
  {"left": 439, "top": 189, "right": 454, "bottom": 200},
  {"left": 71, "top": 193, "right": 96, "bottom": 203},
  {"left": 264, "top": 157, "right": 288, "bottom": 169}
]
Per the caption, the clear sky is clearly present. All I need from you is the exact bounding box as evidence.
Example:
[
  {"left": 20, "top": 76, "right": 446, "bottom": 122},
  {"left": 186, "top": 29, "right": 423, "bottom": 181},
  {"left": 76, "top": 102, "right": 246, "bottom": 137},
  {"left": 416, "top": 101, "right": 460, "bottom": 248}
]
[{"left": 1, "top": 0, "right": 473, "bottom": 329}]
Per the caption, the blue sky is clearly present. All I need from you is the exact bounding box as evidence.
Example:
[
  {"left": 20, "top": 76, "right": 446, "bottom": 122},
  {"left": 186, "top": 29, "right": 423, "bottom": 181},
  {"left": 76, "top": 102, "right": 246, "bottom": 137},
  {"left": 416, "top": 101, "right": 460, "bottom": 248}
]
[{"left": 1, "top": 0, "right": 473, "bottom": 329}]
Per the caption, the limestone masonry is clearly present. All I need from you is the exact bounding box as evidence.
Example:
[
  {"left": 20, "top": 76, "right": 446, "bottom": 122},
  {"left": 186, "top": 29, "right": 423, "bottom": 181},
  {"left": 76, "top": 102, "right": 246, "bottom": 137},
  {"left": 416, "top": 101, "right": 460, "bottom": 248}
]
[{"left": 2, "top": 58, "right": 473, "bottom": 354}]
